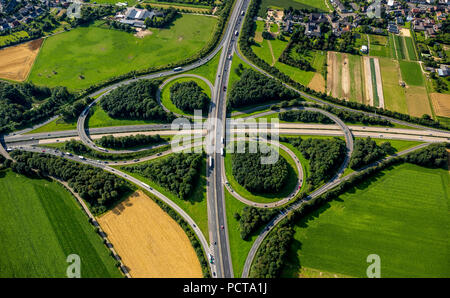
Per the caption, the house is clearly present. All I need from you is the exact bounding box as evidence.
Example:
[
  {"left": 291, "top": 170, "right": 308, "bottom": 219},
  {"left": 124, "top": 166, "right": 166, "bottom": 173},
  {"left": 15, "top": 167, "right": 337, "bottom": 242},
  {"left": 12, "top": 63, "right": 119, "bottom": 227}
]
[
  {"left": 437, "top": 65, "right": 449, "bottom": 77},
  {"left": 388, "top": 23, "right": 399, "bottom": 34},
  {"left": 125, "top": 8, "right": 155, "bottom": 21}
]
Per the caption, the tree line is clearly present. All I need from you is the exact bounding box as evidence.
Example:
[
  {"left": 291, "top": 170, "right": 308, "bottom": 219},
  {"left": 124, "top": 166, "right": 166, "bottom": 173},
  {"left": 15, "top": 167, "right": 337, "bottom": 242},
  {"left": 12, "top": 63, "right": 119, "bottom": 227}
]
[
  {"left": 249, "top": 223, "right": 294, "bottom": 278},
  {"left": 8, "top": 151, "right": 132, "bottom": 214},
  {"left": 100, "top": 79, "right": 175, "bottom": 123},
  {"left": 284, "top": 136, "right": 347, "bottom": 188},
  {"left": 349, "top": 137, "right": 393, "bottom": 170},
  {"left": 170, "top": 81, "right": 209, "bottom": 113},
  {"left": 144, "top": 8, "right": 179, "bottom": 28},
  {"left": 232, "top": 150, "right": 289, "bottom": 194},
  {"left": 124, "top": 153, "right": 203, "bottom": 199},
  {"left": 228, "top": 69, "right": 297, "bottom": 108},
  {"left": 279, "top": 110, "right": 333, "bottom": 124},
  {"left": 234, "top": 206, "right": 277, "bottom": 240},
  {"left": 96, "top": 134, "right": 164, "bottom": 150}
]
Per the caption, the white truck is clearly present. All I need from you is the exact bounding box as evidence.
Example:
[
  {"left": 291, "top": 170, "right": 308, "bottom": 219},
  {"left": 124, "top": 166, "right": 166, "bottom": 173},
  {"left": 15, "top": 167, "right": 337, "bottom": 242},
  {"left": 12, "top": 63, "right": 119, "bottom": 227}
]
[
  {"left": 220, "top": 148, "right": 224, "bottom": 156},
  {"left": 209, "top": 156, "right": 213, "bottom": 168},
  {"left": 78, "top": 156, "right": 85, "bottom": 160}
]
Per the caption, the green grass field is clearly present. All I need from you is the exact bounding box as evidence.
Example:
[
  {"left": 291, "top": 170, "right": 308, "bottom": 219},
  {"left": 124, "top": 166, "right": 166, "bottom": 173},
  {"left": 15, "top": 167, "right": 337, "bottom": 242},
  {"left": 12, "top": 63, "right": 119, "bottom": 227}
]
[
  {"left": 28, "top": 15, "right": 218, "bottom": 90},
  {"left": 404, "top": 36, "right": 418, "bottom": 61},
  {"left": 399, "top": 61, "right": 424, "bottom": 86},
  {"left": 25, "top": 117, "right": 77, "bottom": 134},
  {"left": 282, "top": 163, "right": 450, "bottom": 278},
  {"left": 115, "top": 155, "right": 209, "bottom": 241},
  {"left": 379, "top": 58, "right": 408, "bottom": 114},
  {"left": 87, "top": 105, "right": 167, "bottom": 129},
  {"left": 161, "top": 77, "right": 211, "bottom": 116},
  {"left": 225, "top": 189, "right": 261, "bottom": 277},
  {"left": 369, "top": 34, "right": 390, "bottom": 58},
  {"left": 0, "top": 170, "right": 121, "bottom": 277},
  {"left": 187, "top": 49, "right": 221, "bottom": 84}
]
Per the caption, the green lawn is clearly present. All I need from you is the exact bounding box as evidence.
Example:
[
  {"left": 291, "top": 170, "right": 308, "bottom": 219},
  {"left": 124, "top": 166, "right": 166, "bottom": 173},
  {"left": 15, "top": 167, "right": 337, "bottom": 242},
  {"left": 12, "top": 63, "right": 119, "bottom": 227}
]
[
  {"left": 0, "top": 170, "right": 122, "bottom": 277},
  {"left": 28, "top": 15, "right": 218, "bottom": 90},
  {"left": 186, "top": 49, "right": 222, "bottom": 84},
  {"left": 115, "top": 155, "right": 209, "bottom": 241},
  {"left": 25, "top": 117, "right": 77, "bottom": 134},
  {"left": 160, "top": 77, "right": 211, "bottom": 116},
  {"left": 399, "top": 61, "right": 424, "bottom": 86},
  {"left": 228, "top": 53, "right": 251, "bottom": 91},
  {"left": 87, "top": 105, "right": 167, "bottom": 129},
  {"left": 282, "top": 163, "right": 450, "bottom": 278},
  {"left": 225, "top": 189, "right": 260, "bottom": 277},
  {"left": 224, "top": 143, "right": 299, "bottom": 204}
]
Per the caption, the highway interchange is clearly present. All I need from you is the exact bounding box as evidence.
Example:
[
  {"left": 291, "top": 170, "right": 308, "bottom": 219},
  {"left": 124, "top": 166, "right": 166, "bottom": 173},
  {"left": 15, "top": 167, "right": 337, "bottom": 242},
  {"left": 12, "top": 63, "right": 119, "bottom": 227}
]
[{"left": 1, "top": 0, "right": 450, "bottom": 279}]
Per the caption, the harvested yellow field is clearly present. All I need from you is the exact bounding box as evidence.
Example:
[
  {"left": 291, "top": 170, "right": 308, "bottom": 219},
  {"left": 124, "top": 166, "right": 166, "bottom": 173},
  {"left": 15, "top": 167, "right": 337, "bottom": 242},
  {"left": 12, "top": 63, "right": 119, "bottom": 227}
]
[
  {"left": 0, "top": 38, "right": 43, "bottom": 81},
  {"left": 404, "top": 86, "right": 432, "bottom": 117},
  {"left": 430, "top": 93, "right": 450, "bottom": 117},
  {"left": 308, "top": 73, "right": 325, "bottom": 93},
  {"left": 97, "top": 191, "right": 202, "bottom": 278}
]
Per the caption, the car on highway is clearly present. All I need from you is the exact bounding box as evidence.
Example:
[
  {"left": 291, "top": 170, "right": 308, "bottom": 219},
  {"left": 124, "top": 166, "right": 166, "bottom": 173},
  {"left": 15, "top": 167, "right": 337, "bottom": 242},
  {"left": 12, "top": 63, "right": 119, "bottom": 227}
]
[
  {"left": 220, "top": 225, "right": 224, "bottom": 230},
  {"left": 223, "top": 86, "right": 227, "bottom": 91}
]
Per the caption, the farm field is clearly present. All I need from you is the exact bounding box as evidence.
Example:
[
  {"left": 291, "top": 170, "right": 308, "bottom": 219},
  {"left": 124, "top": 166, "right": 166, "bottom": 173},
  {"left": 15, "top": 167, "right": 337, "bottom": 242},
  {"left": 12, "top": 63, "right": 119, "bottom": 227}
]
[
  {"left": 28, "top": 15, "right": 218, "bottom": 90},
  {"left": 282, "top": 163, "right": 450, "bottom": 278},
  {"left": 368, "top": 34, "right": 390, "bottom": 58},
  {"left": 0, "top": 39, "right": 43, "bottom": 81},
  {"left": 399, "top": 61, "right": 424, "bottom": 86},
  {"left": 0, "top": 170, "right": 121, "bottom": 278},
  {"left": 378, "top": 58, "right": 408, "bottom": 114},
  {"left": 327, "top": 52, "right": 382, "bottom": 106},
  {"left": 397, "top": 61, "right": 432, "bottom": 117},
  {"left": 97, "top": 191, "right": 202, "bottom": 277},
  {"left": 430, "top": 93, "right": 450, "bottom": 118},
  {"left": 160, "top": 76, "right": 211, "bottom": 116}
]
